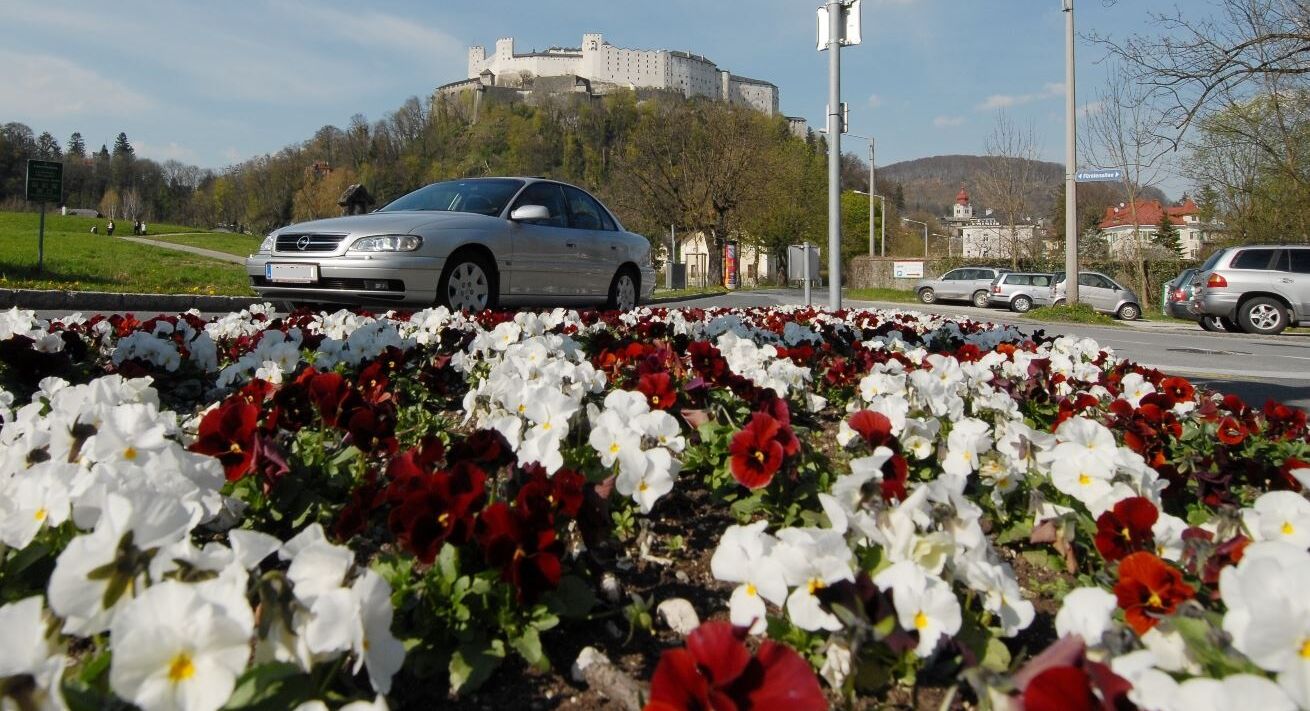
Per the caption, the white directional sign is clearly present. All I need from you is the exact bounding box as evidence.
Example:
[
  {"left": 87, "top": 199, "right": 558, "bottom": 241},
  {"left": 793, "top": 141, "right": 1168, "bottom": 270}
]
[
  {"left": 817, "top": 0, "right": 862, "bottom": 50},
  {"left": 1076, "top": 168, "right": 1125, "bottom": 183}
]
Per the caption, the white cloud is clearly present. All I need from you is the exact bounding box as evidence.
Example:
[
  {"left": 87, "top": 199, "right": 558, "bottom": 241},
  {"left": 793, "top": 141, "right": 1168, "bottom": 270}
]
[
  {"left": 0, "top": 51, "right": 156, "bottom": 119},
  {"left": 933, "top": 116, "right": 965, "bottom": 128},
  {"left": 271, "top": 0, "right": 466, "bottom": 66},
  {"left": 134, "top": 141, "right": 200, "bottom": 164},
  {"left": 868, "top": 94, "right": 884, "bottom": 109},
  {"left": 1078, "top": 101, "right": 1105, "bottom": 117},
  {"left": 975, "top": 82, "right": 1065, "bottom": 112}
]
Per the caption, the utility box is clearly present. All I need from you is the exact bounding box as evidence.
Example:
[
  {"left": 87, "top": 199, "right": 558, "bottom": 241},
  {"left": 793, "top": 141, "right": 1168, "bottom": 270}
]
[
  {"left": 669, "top": 263, "right": 686, "bottom": 290},
  {"left": 787, "top": 243, "right": 821, "bottom": 282}
]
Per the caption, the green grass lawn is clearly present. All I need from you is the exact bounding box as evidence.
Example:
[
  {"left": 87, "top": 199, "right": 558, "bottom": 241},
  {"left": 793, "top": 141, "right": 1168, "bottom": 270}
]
[
  {"left": 136, "top": 231, "right": 264, "bottom": 258},
  {"left": 845, "top": 287, "right": 920, "bottom": 304},
  {"left": 1025, "top": 303, "right": 1122, "bottom": 326},
  {"left": 0, "top": 211, "right": 254, "bottom": 295}
]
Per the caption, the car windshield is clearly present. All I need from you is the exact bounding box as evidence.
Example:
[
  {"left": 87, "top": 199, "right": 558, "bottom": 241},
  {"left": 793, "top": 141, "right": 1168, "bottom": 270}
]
[{"left": 379, "top": 179, "right": 525, "bottom": 217}]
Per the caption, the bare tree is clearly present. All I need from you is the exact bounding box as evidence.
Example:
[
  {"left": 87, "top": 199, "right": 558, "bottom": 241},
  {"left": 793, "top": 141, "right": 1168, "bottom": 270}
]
[
  {"left": 1096, "top": 0, "right": 1310, "bottom": 141},
  {"left": 977, "top": 112, "right": 1042, "bottom": 268},
  {"left": 1081, "top": 63, "right": 1171, "bottom": 301}
]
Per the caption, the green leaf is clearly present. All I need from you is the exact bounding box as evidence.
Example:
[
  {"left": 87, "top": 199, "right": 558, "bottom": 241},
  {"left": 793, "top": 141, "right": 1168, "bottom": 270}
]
[
  {"left": 449, "top": 638, "right": 506, "bottom": 695},
  {"left": 3, "top": 540, "right": 51, "bottom": 577},
  {"left": 511, "top": 626, "right": 550, "bottom": 671},
  {"left": 982, "top": 637, "right": 1012, "bottom": 673},
  {"left": 544, "top": 575, "right": 597, "bottom": 620},
  {"left": 437, "top": 544, "right": 460, "bottom": 584},
  {"left": 223, "top": 662, "right": 312, "bottom": 710},
  {"left": 995, "top": 520, "right": 1033, "bottom": 546}
]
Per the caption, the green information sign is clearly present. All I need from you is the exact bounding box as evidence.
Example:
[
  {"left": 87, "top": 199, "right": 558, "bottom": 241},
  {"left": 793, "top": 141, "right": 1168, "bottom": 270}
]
[{"left": 26, "top": 159, "right": 63, "bottom": 203}]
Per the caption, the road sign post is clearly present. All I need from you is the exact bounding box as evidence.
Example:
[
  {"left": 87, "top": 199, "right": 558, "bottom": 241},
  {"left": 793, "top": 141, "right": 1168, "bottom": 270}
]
[{"left": 26, "top": 159, "right": 63, "bottom": 274}]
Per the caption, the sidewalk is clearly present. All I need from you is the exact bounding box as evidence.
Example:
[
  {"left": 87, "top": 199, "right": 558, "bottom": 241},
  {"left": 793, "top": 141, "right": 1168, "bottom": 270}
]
[{"left": 116, "top": 235, "right": 247, "bottom": 264}]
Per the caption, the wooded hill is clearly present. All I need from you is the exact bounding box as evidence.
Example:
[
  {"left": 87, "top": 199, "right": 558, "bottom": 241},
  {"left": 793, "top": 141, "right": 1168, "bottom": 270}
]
[{"left": 877, "top": 154, "right": 1167, "bottom": 220}]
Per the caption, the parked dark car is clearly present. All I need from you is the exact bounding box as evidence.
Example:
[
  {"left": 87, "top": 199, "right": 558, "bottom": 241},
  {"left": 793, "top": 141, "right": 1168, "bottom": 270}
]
[{"left": 1163, "top": 268, "right": 1199, "bottom": 320}]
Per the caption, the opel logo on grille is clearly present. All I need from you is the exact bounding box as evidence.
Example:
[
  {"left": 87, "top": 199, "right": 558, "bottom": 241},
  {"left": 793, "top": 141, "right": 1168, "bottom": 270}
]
[{"left": 296, "top": 235, "right": 312, "bottom": 251}]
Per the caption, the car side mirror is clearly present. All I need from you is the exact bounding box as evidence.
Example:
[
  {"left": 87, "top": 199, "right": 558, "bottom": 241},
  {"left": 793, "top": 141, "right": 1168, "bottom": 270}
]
[{"left": 510, "top": 205, "right": 550, "bottom": 222}]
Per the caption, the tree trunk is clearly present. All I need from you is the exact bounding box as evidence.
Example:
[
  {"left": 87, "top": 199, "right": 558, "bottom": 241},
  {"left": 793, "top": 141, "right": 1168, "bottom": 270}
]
[{"left": 707, "top": 227, "right": 725, "bottom": 287}]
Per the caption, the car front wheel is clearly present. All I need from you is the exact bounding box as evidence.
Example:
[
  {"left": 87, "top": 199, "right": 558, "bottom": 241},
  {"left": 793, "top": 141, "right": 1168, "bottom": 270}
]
[
  {"left": 1116, "top": 303, "right": 1141, "bottom": 321},
  {"left": 439, "top": 253, "right": 496, "bottom": 313},
  {"left": 1010, "top": 295, "right": 1033, "bottom": 313},
  {"left": 918, "top": 288, "right": 936, "bottom": 304},
  {"left": 1238, "top": 297, "right": 1288, "bottom": 335},
  {"left": 972, "top": 290, "right": 991, "bottom": 308},
  {"left": 606, "top": 268, "right": 638, "bottom": 311}
]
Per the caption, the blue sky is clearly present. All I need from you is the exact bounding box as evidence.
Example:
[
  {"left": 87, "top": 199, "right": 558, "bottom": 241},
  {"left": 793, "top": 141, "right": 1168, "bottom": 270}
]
[{"left": 1, "top": 0, "right": 1191, "bottom": 195}]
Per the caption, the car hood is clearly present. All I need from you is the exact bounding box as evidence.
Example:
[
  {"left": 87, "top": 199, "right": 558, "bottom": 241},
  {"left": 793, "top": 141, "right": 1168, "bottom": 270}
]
[{"left": 273, "top": 211, "right": 496, "bottom": 236}]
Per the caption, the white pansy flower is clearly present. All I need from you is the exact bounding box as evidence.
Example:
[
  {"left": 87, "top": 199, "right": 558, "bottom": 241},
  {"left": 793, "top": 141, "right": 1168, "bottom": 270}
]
[
  {"left": 874, "top": 561, "right": 961, "bottom": 658},
  {"left": 1242, "top": 491, "right": 1310, "bottom": 548},
  {"left": 710, "top": 522, "right": 788, "bottom": 634},
  {"left": 109, "top": 580, "right": 252, "bottom": 711}
]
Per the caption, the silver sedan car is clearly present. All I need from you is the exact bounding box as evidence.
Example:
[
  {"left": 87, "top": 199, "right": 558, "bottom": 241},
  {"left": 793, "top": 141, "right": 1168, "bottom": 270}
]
[{"left": 246, "top": 177, "right": 656, "bottom": 311}]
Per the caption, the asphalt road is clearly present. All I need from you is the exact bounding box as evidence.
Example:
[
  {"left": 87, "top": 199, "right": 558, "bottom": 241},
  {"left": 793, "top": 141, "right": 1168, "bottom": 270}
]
[
  {"left": 656, "top": 288, "right": 1310, "bottom": 412},
  {"left": 30, "top": 289, "right": 1310, "bottom": 411}
]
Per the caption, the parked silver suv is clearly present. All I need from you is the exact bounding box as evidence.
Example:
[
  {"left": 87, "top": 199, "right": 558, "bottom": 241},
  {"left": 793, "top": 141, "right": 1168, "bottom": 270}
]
[
  {"left": 988, "top": 272, "right": 1053, "bottom": 313},
  {"left": 1049, "top": 271, "right": 1143, "bottom": 320},
  {"left": 1192, "top": 245, "right": 1310, "bottom": 335},
  {"left": 916, "top": 266, "right": 1010, "bottom": 307}
]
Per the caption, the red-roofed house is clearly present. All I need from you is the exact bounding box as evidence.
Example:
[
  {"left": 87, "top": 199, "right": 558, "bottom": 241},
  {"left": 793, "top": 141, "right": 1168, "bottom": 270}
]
[{"left": 1098, "top": 198, "right": 1219, "bottom": 260}]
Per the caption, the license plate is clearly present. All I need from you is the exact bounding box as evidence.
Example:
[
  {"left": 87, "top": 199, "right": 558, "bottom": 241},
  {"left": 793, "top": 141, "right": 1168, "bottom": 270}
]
[{"left": 265, "top": 263, "right": 318, "bottom": 284}]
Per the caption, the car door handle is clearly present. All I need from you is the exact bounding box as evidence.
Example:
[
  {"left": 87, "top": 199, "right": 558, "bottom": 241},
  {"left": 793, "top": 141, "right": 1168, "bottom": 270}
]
[
  {"left": 566, "top": 242, "right": 577, "bottom": 248},
  {"left": 610, "top": 244, "right": 618, "bottom": 250},
  {"left": 1280, "top": 278, "right": 1294, "bottom": 283}
]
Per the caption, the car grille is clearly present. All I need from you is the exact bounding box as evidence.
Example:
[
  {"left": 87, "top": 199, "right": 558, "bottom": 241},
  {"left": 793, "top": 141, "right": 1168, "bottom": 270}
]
[
  {"left": 275, "top": 233, "right": 345, "bottom": 253},
  {"left": 250, "top": 276, "right": 405, "bottom": 292}
]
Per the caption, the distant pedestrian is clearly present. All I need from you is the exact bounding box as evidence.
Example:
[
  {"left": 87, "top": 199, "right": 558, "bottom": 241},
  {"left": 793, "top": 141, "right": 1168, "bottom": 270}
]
[
  {"left": 133, "top": 220, "right": 141, "bottom": 235},
  {"left": 107, "top": 220, "right": 115, "bottom": 236},
  {"left": 140, "top": 222, "right": 147, "bottom": 235}
]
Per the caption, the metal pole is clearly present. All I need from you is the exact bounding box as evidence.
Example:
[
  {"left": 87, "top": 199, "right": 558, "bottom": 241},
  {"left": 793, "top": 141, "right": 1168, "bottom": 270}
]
[
  {"left": 826, "top": 0, "right": 843, "bottom": 310},
  {"left": 803, "top": 242, "right": 811, "bottom": 306},
  {"left": 923, "top": 223, "right": 928, "bottom": 258},
  {"left": 38, "top": 202, "right": 46, "bottom": 273},
  {"left": 868, "top": 142, "right": 875, "bottom": 258},
  {"left": 1064, "top": 0, "right": 1079, "bottom": 305},
  {"left": 879, "top": 195, "right": 886, "bottom": 257},
  {"left": 666, "top": 225, "right": 674, "bottom": 290}
]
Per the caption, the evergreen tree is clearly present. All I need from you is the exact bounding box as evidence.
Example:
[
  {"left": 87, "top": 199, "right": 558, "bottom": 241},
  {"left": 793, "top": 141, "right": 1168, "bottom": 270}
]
[
  {"left": 97, "top": 145, "right": 110, "bottom": 161},
  {"left": 1153, "top": 211, "right": 1183, "bottom": 257},
  {"left": 112, "top": 132, "right": 134, "bottom": 158},
  {"left": 67, "top": 132, "right": 86, "bottom": 158},
  {"left": 36, "top": 132, "right": 61, "bottom": 159}
]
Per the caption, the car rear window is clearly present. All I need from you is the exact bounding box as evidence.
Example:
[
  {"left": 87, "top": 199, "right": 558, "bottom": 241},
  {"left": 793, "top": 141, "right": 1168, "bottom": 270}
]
[
  {"left": 1231, "top": 248, "right": 1277, "bottom": 270},
  {"left": 1007, "top": 275, "right": 1032, "bottom": 286},
  {"left": 1291, "top": 249, "right": 1310, "bottom": 274}
]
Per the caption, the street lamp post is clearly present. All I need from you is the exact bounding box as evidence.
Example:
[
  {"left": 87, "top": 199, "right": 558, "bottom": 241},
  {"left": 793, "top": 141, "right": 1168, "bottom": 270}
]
[
  {"left": 1063, "top": 0, "right": 1079, "bottom": 305},
  {"left": 903, "top": 218, "right": 928, "bottom": 258}
]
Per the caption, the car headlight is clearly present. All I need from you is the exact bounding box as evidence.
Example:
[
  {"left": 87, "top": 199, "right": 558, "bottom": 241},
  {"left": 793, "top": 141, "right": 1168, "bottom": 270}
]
[
  {"left": 258, "top": 234, "right": 275, "bottom": 253},
  {"left": 349, "top": 235, "right": 423, "bottom": 252}
]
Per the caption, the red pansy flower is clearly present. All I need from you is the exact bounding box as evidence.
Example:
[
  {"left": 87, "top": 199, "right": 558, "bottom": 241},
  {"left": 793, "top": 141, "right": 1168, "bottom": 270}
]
[
  {"left": 475, "top": 502, "right": 563, "bottom": 603},
  {"left": 728, "top": 413, "right": 786, "bottom": 489},
  {"left": 1094, "top": 497, "right": 1158, "bottom": 562},
  {"left": 189, "top": 397, "right": 260, "bottom": 481},
  {"left": 848, "top": 410, "right": 894, "bottom": 448},
  {"left": 1159, "top": 376, "right": 1194, "bottom": 403},
  {"left": 1023, "top": 667, "right": 1099, "bottom": 711},
  {"left": 307, "top": 370, "right": 353, "bottom": 427},
  {"left": 388, "top": 459, "right": 487, "bottom": 563},
  {"left": 1113, "top": 552, "right": 1195, "bottom": 635},
  {"left": 638, "top": 372, "right": 678, "bottom": 411},
  {"left": 645, "top": 622, "right": 827, "bottom": 711},
  {"left": 1216, "top": 416, "right": 1248, "bottom": 446}
]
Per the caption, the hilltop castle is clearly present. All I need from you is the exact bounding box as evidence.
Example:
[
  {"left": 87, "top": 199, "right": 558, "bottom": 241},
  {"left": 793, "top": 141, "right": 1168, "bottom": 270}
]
[{"left": 451, "top": 33, "right": 780, "bottom": 116}]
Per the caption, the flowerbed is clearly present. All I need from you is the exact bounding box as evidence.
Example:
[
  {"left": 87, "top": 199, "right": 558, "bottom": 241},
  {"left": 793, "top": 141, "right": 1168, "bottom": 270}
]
[{"left": 1, "top": 303, "right": 1308, "bottom": 711}]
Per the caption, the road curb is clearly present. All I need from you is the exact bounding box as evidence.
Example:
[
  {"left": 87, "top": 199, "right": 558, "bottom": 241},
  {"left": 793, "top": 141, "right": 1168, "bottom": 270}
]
[
  {"left": 1, "top": 288, "right": 263, "bottom": 314},
  {"left": 647, "top": 291, "right": 729, "bottom": 305}
]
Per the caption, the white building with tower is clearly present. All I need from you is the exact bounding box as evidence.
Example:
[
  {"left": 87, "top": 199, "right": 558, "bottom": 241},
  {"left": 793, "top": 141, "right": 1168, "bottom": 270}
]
[
  {"left": 943, "top": 186, "right": 1039, "bottom": 259},
  {"left": 465, "top": 33, "right": 780, "bottom": 115}
]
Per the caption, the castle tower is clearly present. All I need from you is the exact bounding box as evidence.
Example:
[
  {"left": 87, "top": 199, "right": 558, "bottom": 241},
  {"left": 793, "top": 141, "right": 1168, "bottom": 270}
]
[
  {"left": 953, "top": 185, "right": 974, "bottom": 220},
  {"left": 583, "top": 33, "right": 603, "bottom": 52},
  {"left": 495, "top": 37, "right": 514, "bottom": 61},
  {"left": 468, "top": 45, "right": 486, "bottom": 78}
]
